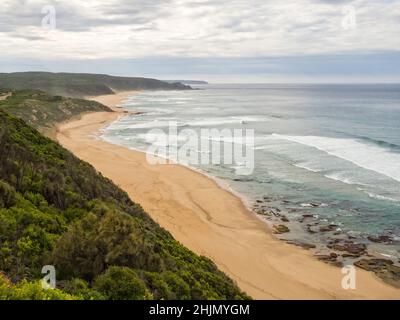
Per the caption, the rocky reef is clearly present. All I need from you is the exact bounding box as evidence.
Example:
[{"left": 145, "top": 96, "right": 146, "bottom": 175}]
[{"left": 252, "top": 195, "right": 400, "bottom": 287}]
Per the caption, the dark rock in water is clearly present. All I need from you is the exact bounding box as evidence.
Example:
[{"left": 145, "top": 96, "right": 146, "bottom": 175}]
[
  {"left": 255, "top": 209, "right": 271, "bottom": 216},
  {"left": 297, "top": 242, "right": 316, "bottom": 250},
  {"left": 281, "top": 216, "right": 289, "bottom": 222},
  {"left": 328, "top": 238, "right": 341, "bottom": 244},
  {"left": 316, "top": 254, "right": 342, "bottom": 267},
  {"left": 287, "top": 240, "right": 316, "bottom": 250},
  {"left": 319, "top": 224, "right": 338, "bottom": 232},
  {"left": 355, "top": 258, "right": 393, "bottom": 268},
  {"left": 332, "top": 261, "right": 344, "bottom": 267},
  {"left": 341, "top": 253, "right": 360, "bottom": 258},
  {"left": 316, "top": 254, "right": 333, "bottom": 261},
  {"left": 269, "top": 209, "right": 281, "bottom": 217},
  {"left": 316, "top": 252, "right": 343, "bottom": 267},
  {"left": 367, "top": 235, "right": 393, "bottom": 244},
  {"left": 328, "top": 244, "right": 345, "bottom": 251},
  {"left": 354, "top": 259, "right": 400, "bottom": 288},
  {"left": 256, "top": 200, "right": 263, "bottom": 203},
  {"left": 273, "top": 224, "right": 290, "bottom": 234},
  {"left": 328, "top": 242, "right": 366, "bottom": 256},
  {"left": 233, "top": 177, "right": 253, "bottom": 182}
]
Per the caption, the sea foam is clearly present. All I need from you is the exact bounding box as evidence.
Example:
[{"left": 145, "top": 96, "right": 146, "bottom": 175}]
[{"left": 273, "top": 134, "right": 400, "bottom": 183}]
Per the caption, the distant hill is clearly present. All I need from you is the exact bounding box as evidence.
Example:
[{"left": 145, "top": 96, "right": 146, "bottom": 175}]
[
  {"left": 165, "top": 80, "right": 209, "bottom": 85},
  {"left": 0, "top": 72, "right": 192, "bottom": 98}
]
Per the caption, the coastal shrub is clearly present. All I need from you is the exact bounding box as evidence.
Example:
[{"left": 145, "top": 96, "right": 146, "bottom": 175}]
[
  {"left": 0, "top": 89, "right": 111, "bottom": 131},
  {"left": 61, "top": 279, "right": 105, "bottom": 300},
  {"left": 0, "top": 180, "right": 16, "bottom": 208},
  {"left": 93, "top": 267, "right": 150, "bottom": 300},
  {"left": 50, "top": 210, "right": 162, "bottom": 281},
  {"left": 0, "top": 273, "right": 80, "bottom": 300},
  {"left": 141, "top": 272, "right": 173, "bottom": 300}
]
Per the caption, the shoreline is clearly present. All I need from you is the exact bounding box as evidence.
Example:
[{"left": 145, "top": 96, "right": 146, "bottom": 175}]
[{"left": 56, "top": 91, "right": 400, "bottom": 299}]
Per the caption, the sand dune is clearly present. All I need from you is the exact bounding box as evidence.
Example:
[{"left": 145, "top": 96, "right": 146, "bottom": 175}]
[{"left": 56, "top": 91, "right": 400, "bottom": 300}]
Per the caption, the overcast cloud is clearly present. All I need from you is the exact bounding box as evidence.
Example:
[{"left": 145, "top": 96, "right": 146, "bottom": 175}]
[{"left": 0, "top": 0, "right": 399, "bottom": 81}]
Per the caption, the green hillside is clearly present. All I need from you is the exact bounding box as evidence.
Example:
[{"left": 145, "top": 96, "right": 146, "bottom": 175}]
[
  {"left": 0, "top": 72, "right": 192, "bottom": 98},
  {"left": 0, "top": 108, "right": 248, "bottom": 300},
  {"left": 0, "top": 89, "right": 111, "bottom": 134}
]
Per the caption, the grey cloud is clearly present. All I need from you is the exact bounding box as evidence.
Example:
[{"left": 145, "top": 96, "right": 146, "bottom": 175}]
[
  {"left": 10, "top": 32, "right": 46, "bottom": 41},
  {"left": 0, "top": 0, "right": 399, "bottom": 60},
  {"left": 0, "top": 0, "right": 169, "bottom": 34}
]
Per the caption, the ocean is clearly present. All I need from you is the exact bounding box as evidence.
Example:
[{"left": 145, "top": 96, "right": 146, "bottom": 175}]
[{"left": 102, "top": 84, "right": 400, "bottom": 261}]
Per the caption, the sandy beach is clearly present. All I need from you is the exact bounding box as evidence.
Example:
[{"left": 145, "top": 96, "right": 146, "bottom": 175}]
[{"left": 56, "top": 91, "right": 400, "bottom": 300}]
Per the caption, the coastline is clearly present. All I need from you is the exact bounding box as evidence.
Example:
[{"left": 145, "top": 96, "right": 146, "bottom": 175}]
[{"left": 56, "top": 91, "right": 400, "bottom": 299}]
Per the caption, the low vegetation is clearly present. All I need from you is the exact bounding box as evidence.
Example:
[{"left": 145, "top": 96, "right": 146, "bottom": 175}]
[{"left": 0, "top": 89, "right": 111, "bottom": 133}]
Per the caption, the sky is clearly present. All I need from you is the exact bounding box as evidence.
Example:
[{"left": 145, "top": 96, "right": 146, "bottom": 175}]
[{"left": 0, "top": 0, "right": 400, "bottom": 82}]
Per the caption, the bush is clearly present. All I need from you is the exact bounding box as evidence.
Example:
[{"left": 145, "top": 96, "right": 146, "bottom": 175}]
[
  {"left": 0, "top": 273, "right": 80, "bottom": 300},
  {"left": 142, "top": 272, "right": 172, "bottom": 299},
  {"left": 51, "top": 210, "right": 155, "bottom": 281},
  {"left": 0, "top": 180, "right": 16, "bottom": 208},
  {"left": 62, "top": 278, "right": 105, "bottom": 300},
  {"left": 93, "top": 267, "right": 151, "bottom": 300}
]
